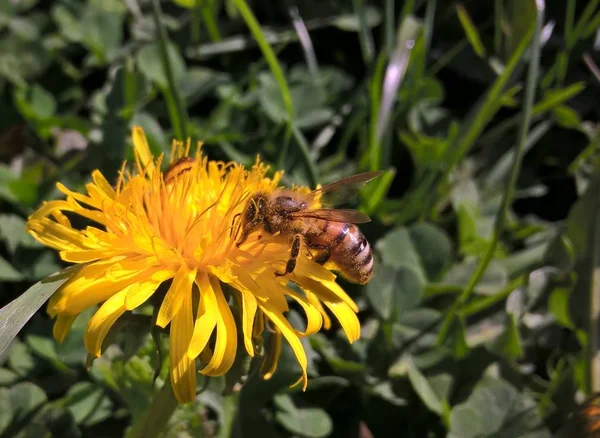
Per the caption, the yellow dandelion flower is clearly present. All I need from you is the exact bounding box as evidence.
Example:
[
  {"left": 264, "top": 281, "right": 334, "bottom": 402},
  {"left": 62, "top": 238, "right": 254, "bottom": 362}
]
[{"left": 26, "top": 127, "right": 362, "bottom": 403}]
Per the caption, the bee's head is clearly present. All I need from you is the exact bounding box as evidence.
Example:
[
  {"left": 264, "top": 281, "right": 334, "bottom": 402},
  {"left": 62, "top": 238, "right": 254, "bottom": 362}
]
[
  {"left": 246, "top": 193, "right": 268, "bottom": 222},
  {"left": 236, "top": 193, "right": 268, "bottom": 245}
]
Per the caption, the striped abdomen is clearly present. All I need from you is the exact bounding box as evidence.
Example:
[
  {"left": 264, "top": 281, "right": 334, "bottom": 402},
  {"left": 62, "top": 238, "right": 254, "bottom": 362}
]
[{"left": 306, "top": 221, "right": 374, "bottom": 285}]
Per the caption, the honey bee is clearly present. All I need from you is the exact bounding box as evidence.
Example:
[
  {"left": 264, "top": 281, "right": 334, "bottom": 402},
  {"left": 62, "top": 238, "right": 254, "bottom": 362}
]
[
  {"left": 235, "top": 171, "right": 384, "bottom": 285},
  {"left": 164, "top": 157, "right": 195, "bottom": 183}
]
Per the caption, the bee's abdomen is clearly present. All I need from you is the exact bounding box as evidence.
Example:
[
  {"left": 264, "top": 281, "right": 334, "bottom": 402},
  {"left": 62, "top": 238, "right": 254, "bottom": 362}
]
[{"left": 331, "top": 224, "right": 374, "bottom": 285}]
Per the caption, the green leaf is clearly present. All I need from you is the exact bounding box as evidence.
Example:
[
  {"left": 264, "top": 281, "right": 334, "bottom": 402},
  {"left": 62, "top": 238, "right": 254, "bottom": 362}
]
[
  {"left": 14, "top": 83, "right": 57, "bottom": 120},
  {"left": 52, "top": 4, "right": 84, "bottom": 42},
  {"left": 136, "top": 42, "right": 186, "bottom": 89},
  {"left": 0, "top": 214, "right": 40, "bottom": 254},
  {"left": 8, "top": 17, "right": 40, "bottom": 42},
  {"left": 0, "top": 271, "right": 69, "bottom": 359},
  {"left": 0, "top": 36, "right": 50, "bottom": 86},
  {"left": 39, "top": 406, "right": 81, "bottom": 438},
  {"left": 408, "top": 223, "right": 452, "bottom": 281},
  {"left": 366, "top": 264, "right": 423, "bottom": 321},
  {"left": 376, "top": 227, "right": 423, "bottom": 273},
  {"left": 275, "top": 405, "right": 333, "bottom": 438},
  {"left": 65, "top": 382, "right": 113, "bottom": 427},
  {"left": 0, "top": 368, "right": 20, "bottom": 386},
  {"left": 448, "top": 377, "right": 550, "bottom": 438},
  {"left": 6, "top": 340, "right": 35, "bottom": 377},
  {"left": 80, "top": 7, "right": 124, "bottom": 62},
  {"left": 91, "top": 353, "right": 156, "bottom": 421},
  {"left": 456, "top": 4, "right": 487, "bottom": 58},
  {"left": 9, "top": 382, "right": 48, "bottom": 425},
  {"left": 0, "top": 256, "right": 23, "bottom": 281},
  {"left": 362, "top": 168, "right": 396, "bottom": 214},
  {"left": 448, "top": 316, "right": 469, "bottom": 358},
  {"left": 56, "top": 307, "right": 96, "bottom": 366},
  {"left": 369, "top": 381, "right": 407, "bottom": 407},
  {"left": 549, "top": 287, "right": 575, "bottom": 329},
  {"left": 232, "top": 0, "right": 293, "bottom": 125},
  {"left": 442, "top": 259, "right": 508, "bottom": 295},
  {"left": 552, "top": 105, "right": 581, "bottom": 130},
  {"left": 332, "top": 6, "right": 382, "bottom": 31},
  {"left": 177, "top": 67, "right": 229, "bottom": 107},
  {"left": 566, "top": 168, "right": 600, "bottom": 334},
  {"left": 487, "top": 314, "right": 524, "bottom": 361},
  {"left": 407, "top": 358, "right": 443, "bottom": 414},
  {"left": 172, "top": 0, "right": 196, "bottom": 8},
  {"left": 532, "top": 82, "right": 585, "bottom": 114},
  {"left": 25, "top": 330, "right": 75, "bottom": 375},
  {"left": 0, "top": 388, "right": 10, "bottom": 435},
  {"left": 506, "top": 0, "right": 537, "bottom": 60}
]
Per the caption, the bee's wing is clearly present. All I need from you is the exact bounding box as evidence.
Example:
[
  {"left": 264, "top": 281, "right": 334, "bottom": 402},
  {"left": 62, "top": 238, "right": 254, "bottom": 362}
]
[
  {"left": 290, "top": 208, "right": 372, "bottom": 223},
  {"left": 310, "top": 171, "right": 385, "bottom": 207}
]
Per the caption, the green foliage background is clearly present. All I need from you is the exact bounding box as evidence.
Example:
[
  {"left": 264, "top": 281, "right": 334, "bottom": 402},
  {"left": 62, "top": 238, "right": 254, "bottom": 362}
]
[{"left": 1, "top": 0, "right": 600, "bottom": 436}]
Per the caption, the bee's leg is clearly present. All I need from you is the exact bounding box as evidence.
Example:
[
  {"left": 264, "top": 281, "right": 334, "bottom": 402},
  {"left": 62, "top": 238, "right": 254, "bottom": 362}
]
[
  {"left": 275, "top": 234, "right": 302, "bottom": 277},
  {"left": 306, "top": 243, "right": 331, "bottom": 265},
  {"left": 236, "top": 221, "right": 258, "bottom": 247},
  {"left": 236, "top": 227, "right": 249, "bottom": 247},
  {"left": 230, "top": 212, "right": 242, "bottom": 238},
  {"left": 315, "top": 248, "right": 331, "bottom": 265}
]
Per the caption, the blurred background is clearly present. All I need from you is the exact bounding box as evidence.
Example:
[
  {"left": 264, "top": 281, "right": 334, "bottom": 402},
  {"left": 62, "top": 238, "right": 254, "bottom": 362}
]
[{"left": 1, "top": 0, "right": 600, "bottom": 437}]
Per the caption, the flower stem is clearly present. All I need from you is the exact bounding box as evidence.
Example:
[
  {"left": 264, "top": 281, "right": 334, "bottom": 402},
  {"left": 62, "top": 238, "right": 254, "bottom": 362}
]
[
  {"left": 128, "top": 377, "right": 179, "bottom": 438},
  {"left": 218, "top": 390, "right": 240, "bottom": 438}
]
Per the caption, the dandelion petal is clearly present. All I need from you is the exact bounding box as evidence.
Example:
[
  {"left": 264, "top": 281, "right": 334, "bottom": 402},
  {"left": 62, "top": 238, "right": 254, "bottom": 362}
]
[
  {"left": 188, "top": 277, "right": 217, "bottom": 359},
  {"left": 237, "top": 288, "right": 257, "bottom": 356},
  {"left": 198, "top": 275, "right": 237, "bottom": 376},
  {"left": 53, "top": 314, "right": 77, "bottom": 343},
  {"left": 170, "top": 289, "right": 196, "bottom": 404},
  {"left": 258, "top": 301, "right": 308, "bottom": 390},
  {"left": 132, "top": 126, "right": 155, "bottom": 177},
  {"left": 85, "top": 289, "right": 127, "bottom": 356},
  {"left": 260, "top": 327, "right": 282, "bottom": 380},
  {"left": 287, "top": 289, "right": 322, "bottom": 336},
  {"left": 156, "top": 266, "right": 196, "bottom": 328},
  {"left": 124, "top": 270, "right": 173, "bottom": 310},
  {"left": 323, "top": 300, "right": 360, "bottom": 343}
]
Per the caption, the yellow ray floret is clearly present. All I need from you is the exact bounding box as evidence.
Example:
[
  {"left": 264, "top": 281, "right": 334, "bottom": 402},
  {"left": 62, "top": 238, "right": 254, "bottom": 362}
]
[{"left": 26, "top": 127, "right": 361, "bottom": 403}]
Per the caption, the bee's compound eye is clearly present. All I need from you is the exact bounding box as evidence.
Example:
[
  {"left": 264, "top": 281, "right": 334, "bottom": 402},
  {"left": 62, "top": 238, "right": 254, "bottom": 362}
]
[{"left": 246, "top": 201, "right": 257, "bottom": 221}]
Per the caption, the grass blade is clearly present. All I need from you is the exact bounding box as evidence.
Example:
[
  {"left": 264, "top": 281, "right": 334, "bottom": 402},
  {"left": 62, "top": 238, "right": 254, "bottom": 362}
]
[
  {"left": 232, "top": 0, "right": 293, "bottom": 124},
  {"left": 532, "top": 81, "right": 586, "bottom": 114},
  {"left": 233, "top": 0, "right": 317, "bottom": 185},
  {"left": 289, "top": 6, "right": 320, "bottom": 82},
  {"left": 400, "top": 22, "right": 536, "bottom": 224},
  {"left": 375, "top": 40, "right": 415, "bottom": 144},
  {"left": 494, "top": 0, "right": 504, "bottom": 55},
  {"left": 571, "top": 0, "right": 600, "bottom": 48},
  {"left": 438, "top": 0, "right": 545, "bottom": 346},
  {"left": 201, "top": 2, "right": 223, "bottom": 42},
  {"left": 0, "top": 272, "right": 69, "bottom": 359},
  {"left": 384, "top": 0, "right": 395, "bottom": 56},
  {"left": 456, "top": 4, "right": 487, "bottom": 58},
  {"left": 152, "top": 0, "right": 189, "bottom": 140},
  {"left": 367, "top": 52, "right": 389, "bottom": 171},
  {"left": 584, "top": 53, "right": 600, "bottom": 83},
  {"left": 352, "top": 0, "right": 375, "bottom": 64},
  {"left": 423, "top": 0, "right": 437, "bottom": 63}
]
